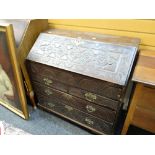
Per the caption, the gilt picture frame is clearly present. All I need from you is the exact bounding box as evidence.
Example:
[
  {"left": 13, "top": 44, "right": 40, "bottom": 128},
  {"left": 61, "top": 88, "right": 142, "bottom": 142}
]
[{"left": 0, "top": 23, "right": 28, "bottom": 119}]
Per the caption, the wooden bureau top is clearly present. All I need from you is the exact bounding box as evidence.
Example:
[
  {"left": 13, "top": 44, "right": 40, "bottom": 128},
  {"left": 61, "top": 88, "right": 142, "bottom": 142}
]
[
  {"left": 45, "top": 29, "right": 140, "bottom": 47},
  {"left": 27, "top": 30, "right": 140, "bottom": 86},
  {"left": 132, "top": 50, "right": 155, "bottom": 86}
]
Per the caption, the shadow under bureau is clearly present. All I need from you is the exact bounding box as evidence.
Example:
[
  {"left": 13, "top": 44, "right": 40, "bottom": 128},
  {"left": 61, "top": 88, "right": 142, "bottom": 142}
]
[{"left": 26, "top": 29, "right": 140, "bottom": 134}]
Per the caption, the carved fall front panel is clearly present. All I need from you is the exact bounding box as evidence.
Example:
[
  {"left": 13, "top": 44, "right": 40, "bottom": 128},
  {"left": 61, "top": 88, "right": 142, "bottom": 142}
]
[{"left": 27, "top": 33, "right": 137, "bottom": 86}]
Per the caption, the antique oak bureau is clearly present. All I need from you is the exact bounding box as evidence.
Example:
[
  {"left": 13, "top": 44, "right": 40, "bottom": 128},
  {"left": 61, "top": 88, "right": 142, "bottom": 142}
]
[{"left": 26, "top": 29, "right": 140, "bottom": 134}]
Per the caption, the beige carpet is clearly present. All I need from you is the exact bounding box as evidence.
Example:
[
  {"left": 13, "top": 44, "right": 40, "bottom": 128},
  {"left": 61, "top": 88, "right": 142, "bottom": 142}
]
[{"left": 0, "top": 121, "right": 31, "bottom": 135}]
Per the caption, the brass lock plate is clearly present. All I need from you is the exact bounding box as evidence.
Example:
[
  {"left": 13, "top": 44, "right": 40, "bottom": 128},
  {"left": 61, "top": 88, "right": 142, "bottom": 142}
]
[
  {"left": 85, "top": 92, "right": 97, "bottom": 102},
  {"left": 43, "top": 78, "right": 53, "bottom": 86}
]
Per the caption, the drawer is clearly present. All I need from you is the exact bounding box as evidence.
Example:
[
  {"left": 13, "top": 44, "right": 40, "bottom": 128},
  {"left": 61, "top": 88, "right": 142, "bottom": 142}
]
[
  {"left": 33, "top": 82, "right": 117, "bottom": 123},
  {"left": 37, "top": 96, "right": 114, "bottom": 134},
  {"left": 132, "top": 106, "right": 155, "bottom": 133},
  {"left": 26, "top": 60, "right": 123, "bottom": 101},
  {"left": 137, "top": 84, "right": 155, "bottom": 111},
  {"left": 31, "top": 78, "right": 120, "bottom": 111}
]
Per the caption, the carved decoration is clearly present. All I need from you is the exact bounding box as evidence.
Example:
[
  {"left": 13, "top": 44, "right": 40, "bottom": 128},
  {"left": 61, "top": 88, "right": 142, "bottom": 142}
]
[{"left": 27, "top": 33, "right": 137, "bottom": 86}]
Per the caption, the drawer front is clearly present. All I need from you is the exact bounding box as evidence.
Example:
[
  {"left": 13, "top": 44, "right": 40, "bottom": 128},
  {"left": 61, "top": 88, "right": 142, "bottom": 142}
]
[
  {"left": 137, "top": 84, "right": 155, "bottom": 111},
  {"left": 31, "top": 78, "right": 120, "bottom": 111},
  {"left": 132, "top": 106, "right": 155, "bottom": 133},
  {"left": 33, "top": 82, "right": 117, "bottom": 123},
  {"left": 38, "top": 96, "right": 114, "bottom": 134},
  {"left": 26, "top": 60, "right": 123, "bottom": 101}
]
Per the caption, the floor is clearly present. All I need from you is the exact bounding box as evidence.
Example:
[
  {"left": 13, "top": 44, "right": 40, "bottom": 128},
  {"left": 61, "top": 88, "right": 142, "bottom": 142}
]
[
  {"left": 0, "top": 104, "right": 90, "bottom": 135},
  {"left": 0, "top": 104, "right": 153, "bottom": 135}
]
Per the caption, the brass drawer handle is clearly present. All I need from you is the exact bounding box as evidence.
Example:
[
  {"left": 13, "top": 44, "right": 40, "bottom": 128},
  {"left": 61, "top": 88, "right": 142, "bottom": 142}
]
[
  {"left": 44, "top": 89, "right": 53, "bottom": 95},
  {"left": 43, "top": 78, "right": 53, "bottom": 86},
  {"left": 64, "top": 105, "right": 73, "bottom": 111},
  {"left": 63, "top": 93, "right": 72, "bottom": 100},
  {"left": 85, "top": 118, "right": 94, "bottom": 125},
  {"left": 85, "top": 92, "right": 97, "bottom": 102},
  {"left": 47, "top": 102, "right": 55, "bottom": 107},
  {"left": 86, "top": 105, "right": 96, "bottom": 113}
]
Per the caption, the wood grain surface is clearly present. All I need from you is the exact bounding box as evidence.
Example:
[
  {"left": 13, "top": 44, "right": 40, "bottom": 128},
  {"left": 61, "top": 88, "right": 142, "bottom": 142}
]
[
  {"left": 27, "top": 30, "right": 139, "bottom": 86},
  {"left": 132, "top": 106, "right": 155, "bottom": 133},
  {"left": 133, "top": 50, "right": 155, "bottom": 86}
]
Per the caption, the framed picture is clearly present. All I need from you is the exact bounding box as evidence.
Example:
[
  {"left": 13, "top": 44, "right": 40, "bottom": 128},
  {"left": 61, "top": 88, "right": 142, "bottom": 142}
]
[
  {"left": 0, "top": 23, "right": 28, "bottom": 119},
  {"left": 0, "top": 19, "right": 48, "bottom": 109}
]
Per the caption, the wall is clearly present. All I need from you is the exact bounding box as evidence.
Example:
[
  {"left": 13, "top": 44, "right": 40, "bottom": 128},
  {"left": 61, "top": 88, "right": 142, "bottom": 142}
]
[{"left": 48, "top": 19, "right": 155, "bottom": 51}]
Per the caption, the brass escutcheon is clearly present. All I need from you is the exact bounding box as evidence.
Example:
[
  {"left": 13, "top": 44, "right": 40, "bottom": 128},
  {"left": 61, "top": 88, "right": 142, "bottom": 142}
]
[
  {"left": 47, "top": 103, "right": 55, "bottom": 107},
  {"left": 85, "top": 92, "right": 97, "bottom": 102},
  {"left": 86, "top": 105, "right": 96, "bottom": 113},
  {"left": 43, "top": 78, "right": 53, "bottom": 86},
  {"left": 85, "top": 118, "right": 94, "bottom": 125},
  {"left": 44, "top": 89, "right": 53, "bottom": 95},
  {"left": 64, "top": 105, "right": 73, "bottom": 111},
  {"left": 63, "top": 93, "right": 72, "bottom": 100}
]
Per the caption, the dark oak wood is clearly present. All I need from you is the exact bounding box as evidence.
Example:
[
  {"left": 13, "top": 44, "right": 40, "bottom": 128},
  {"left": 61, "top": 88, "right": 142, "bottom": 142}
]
[
  {"left": 27, "top": 31, "right": 138, "bottom": 86},
  {"left": 32, "top": 81, "right": 117, "bottom": 123},
  {"left": 38, "top": 96, "right": 114, "bottom": 135},
  {"left": 26, "top": 29, "right": 139, "bottom": 134},
  {"left": 46, "top": 29, "right": 140, "bottom": 49},
  {"left": 27, "top": 62, "right": 121, "bottom": 111},
  {"left": 27, "top": 60, "right": 123, "bottom": 101}
]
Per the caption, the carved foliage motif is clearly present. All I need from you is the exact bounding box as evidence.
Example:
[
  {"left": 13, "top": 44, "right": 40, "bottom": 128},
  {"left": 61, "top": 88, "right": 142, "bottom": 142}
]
[{"left": 27, "top": 33, "right": 137, "bottom": 86}]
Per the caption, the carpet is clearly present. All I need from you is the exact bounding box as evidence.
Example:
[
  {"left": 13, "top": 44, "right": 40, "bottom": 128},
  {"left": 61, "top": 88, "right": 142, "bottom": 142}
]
[
  {"left": 0, "top": 104, "right": 91, "bottom": 135},
  {"left": 0, "top": 121, "right": 31, "bottom": 135}
]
